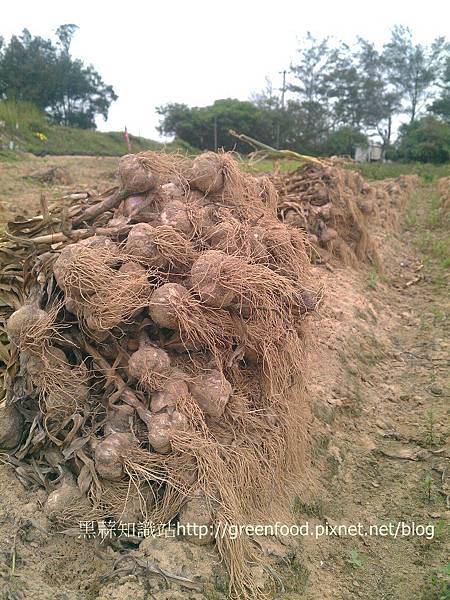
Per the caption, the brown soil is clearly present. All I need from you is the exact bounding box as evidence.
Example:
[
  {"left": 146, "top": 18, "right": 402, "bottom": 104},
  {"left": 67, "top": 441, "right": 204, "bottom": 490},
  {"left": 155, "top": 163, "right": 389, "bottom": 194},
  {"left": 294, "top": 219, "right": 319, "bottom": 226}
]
[
  {"left": 0, "top": 157, "right": 448, "bottom": 600},
  {"left": 0, "top": 155, "right": 118, "bottom": 224}
]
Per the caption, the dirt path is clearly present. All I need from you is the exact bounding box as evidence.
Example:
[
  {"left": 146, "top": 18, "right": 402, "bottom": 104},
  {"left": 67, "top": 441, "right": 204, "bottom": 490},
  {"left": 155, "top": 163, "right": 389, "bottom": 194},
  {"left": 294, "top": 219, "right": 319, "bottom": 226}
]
[
  {"left": 294, "top": 185, "right": 449, "bottom": 600},
  {"left": 0, "top": 161, "right": 448, "bottom": 599}
]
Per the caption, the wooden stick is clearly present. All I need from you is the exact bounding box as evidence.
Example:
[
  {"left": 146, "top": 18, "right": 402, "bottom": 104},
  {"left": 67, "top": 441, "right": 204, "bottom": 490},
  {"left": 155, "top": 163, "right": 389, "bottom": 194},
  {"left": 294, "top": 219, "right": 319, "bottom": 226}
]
[
  {"left": 229, "top": 129, "right": 324, "bottom": 166},
  {"left": 72, "top": 189, "right": 127, "bottom": 226},
  {"left": 6, "top": 224, "right": 132, "bottom": 246}
]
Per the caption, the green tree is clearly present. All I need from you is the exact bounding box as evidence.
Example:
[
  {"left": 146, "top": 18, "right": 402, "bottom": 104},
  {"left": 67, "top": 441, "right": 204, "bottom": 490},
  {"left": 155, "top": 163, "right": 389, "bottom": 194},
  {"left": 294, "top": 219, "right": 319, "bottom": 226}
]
[
  {"left": 288, "top": 33, "right": 334, "bottom": 153},
  {"left": 355, "top": 39, "right": 400, "bottom": 148},
  {"left": 56, "top": 23, "right": 78, "bottom": 53},
  {"left": 395, "top": 116, "right": 450, "bottom": 163},
  {"left": 287, "top": 34, "right": 397, "bottom": 152},
  {"left": 326, "top": 42, "right": 365, "bottom": 130},
  {"left": 281, "top": 28, "right": 449, "bottom": 152},
  {"left": 383, "top": 26, "right": 449, "bottom": 123},
  {"left": 325, "top": 127, "right": 368, "bottom": 157},
  {"left": 429, "top": 56, "right": 450, "bottom": 122},
  {"left": 251, "top": 79, "right": 285, "bottom": 147},
  {"left": 0, "top": 29, "right": 57, "bottom": 108},
  {"left": 163, "top": 27, "right": 450, "bottom": 159},
  {"left": 0, "top": 25, "right": 117, "bottom": 129},
  {"left": 157, "top": 99, "right": 276, "bottom": 152}
]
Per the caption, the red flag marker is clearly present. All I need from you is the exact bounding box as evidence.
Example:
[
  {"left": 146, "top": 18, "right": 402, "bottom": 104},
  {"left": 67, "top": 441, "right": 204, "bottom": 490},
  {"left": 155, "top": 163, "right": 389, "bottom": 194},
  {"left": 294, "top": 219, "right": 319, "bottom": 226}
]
[{"left": 123, "top": 126, "right": 132, "bottom": 152}]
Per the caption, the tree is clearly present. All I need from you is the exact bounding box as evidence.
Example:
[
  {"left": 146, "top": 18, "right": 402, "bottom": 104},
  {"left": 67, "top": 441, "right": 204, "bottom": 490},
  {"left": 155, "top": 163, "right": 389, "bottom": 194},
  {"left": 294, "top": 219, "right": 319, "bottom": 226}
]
[
  {"left": 157, "top": 99, "right": 276, "bottom": 152},
  {"left": 325, "top": 42, "right": 365, "bottom": 130},
  {"left": 0, "top": 29, "right": 58, "bottom": 108},
  {"left": 383, "top": 26, "right": 449, "bottom": 123},
  {"left": 354, "top": 39, "right": 400, "bottom": 148},
  {"left": 251, "top": 78, "right": 285, "bottom": 147},
  {"left": 56, "top": 23, "right": 78, "bottom": 53},
  {"left": 157, "top": 103, "right": 205, "bottom": 147},
  {"left": 429, "top": 56, "right": 450, "bottom": 122},
  {"left": 49, "top": 57, "right": 117, "bottom": 128},
  {"left": 0, "top": 25, "right": 117, "bottom": 128},
  {"left": 288, "top": 33, "right": 334, "bottom": 152},
  {"left": 282, "top": 28, "right": 449, "bottom": 151},
  {"left": 287, "top": 34, "right": 397, "bottom": 152},
  {"left": 395, "top": 116, "right": 450, "bottom": 163},
  {"left": 161, "top": 27, "right": 450, "bottom": 159},
  {"left": 325, "top": 127, "right": 368, "bottom": 157}
]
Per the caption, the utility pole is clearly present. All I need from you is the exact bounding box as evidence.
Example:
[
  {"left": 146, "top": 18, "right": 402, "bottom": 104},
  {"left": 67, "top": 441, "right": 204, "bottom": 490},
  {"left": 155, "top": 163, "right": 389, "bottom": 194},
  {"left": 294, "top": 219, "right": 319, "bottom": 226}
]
[
  {"left": 280, "top": 69, "right": 287, "bottom": 110},
  {"left": 213, "top": 116, "right": 218, "bottom": 151},
  {"left": 276, "top": 70, "right": 287, "bottom": 149}
]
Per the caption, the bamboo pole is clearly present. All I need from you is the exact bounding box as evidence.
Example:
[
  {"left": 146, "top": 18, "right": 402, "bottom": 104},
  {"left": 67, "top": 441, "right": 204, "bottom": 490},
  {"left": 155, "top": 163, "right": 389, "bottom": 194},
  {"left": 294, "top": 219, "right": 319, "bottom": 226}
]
[{"left": 229, "top": 130, "right": 324, "bottom": 166}]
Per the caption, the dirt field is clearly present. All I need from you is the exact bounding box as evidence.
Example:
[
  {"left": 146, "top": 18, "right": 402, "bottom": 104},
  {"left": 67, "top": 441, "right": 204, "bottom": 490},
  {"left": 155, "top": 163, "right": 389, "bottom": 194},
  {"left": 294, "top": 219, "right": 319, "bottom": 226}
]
[
  {"left": 0, "top": 156, "right": 448, "bottom": 599},
  {"left": 0, "top": 155, "right": 119, "bottom": 225}
]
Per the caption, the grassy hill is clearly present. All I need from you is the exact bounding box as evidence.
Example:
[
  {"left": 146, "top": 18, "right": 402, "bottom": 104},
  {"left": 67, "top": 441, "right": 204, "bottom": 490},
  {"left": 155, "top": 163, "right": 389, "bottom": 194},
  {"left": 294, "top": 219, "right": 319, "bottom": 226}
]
[{"left": 0, "top": 100, "right": 191, "bottom": 158}]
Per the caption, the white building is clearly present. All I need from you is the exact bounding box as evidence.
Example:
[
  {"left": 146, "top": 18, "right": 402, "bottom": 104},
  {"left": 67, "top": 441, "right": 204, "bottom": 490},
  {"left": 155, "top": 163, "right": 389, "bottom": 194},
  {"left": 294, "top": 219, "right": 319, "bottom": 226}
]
[{"left": 354, "top": 144, "right": 384, "bottom": 163}]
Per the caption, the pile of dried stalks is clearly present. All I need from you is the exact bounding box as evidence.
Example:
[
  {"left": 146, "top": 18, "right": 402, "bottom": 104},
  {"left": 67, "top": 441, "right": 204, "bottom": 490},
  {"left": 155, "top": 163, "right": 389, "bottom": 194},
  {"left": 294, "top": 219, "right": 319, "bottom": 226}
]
[
  {"left": 273, "top": 163, "right": 381, "bottom": 268},
  {"left": 0, "top": 151, "right": 319, "bottom": 598},
  {"left": 371, "top": 174, "right": 421, "bottom": 229}
]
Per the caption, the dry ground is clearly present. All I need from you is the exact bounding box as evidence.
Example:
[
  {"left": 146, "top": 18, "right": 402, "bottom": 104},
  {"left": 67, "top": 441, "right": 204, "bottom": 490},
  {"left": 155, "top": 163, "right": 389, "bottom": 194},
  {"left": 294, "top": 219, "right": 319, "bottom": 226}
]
[
  {"left": 0, "top": 156, "right": 448, "bottom": 600},
  {"left": 0, "top": 155, "right": 119, "bottom": 225}
]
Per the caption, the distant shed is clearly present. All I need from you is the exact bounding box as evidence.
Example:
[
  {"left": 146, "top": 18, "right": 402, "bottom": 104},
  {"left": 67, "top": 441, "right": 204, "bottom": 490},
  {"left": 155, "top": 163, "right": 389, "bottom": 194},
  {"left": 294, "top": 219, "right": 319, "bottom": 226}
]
[{"left": 355, "top": 144, "right": 384, "bottom": 163}]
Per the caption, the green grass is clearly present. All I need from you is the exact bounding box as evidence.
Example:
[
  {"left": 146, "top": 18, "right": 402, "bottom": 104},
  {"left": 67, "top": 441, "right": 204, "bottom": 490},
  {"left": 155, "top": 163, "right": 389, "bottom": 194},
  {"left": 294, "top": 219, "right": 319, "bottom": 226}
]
[
  {"left": 413, "top": 227, "right": 449, "bottom": 269},
  {"left": 0, "top": 99, "right": 47, "bottom": 131},
  {"left": 422, "top": 562, "right": 450, "bottom": 600},
  {"left": 24, "top": 127, "right": 170, "bottom": 156},
  {"left": 8, "top": 125, "right": 191, "bottom": 158},
  {"left": 0, "top": 149, "right": 21, "bottom": 162},
  {"left": 0, "top": 100, "right": 194, "bottom": 158},
  {"left": 346, "top": 162, "right": 450, "bottom": 182},
  {"left": 405, "top": 188, "right": 450, "bottom": 289},
  {"left": 238, "top": 154, "right": 450, "bottom": 182}
]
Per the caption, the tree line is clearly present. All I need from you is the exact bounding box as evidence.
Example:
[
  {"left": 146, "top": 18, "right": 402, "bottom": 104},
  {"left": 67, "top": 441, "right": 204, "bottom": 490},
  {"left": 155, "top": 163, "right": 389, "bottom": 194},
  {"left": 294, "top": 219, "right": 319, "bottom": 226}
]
[
  {"left": 158, "top": 27, "right": 450, "bottom": 162},
  {"left": 1, "top": 24, "right": 449, "bottom": 162},
  {"left": 0, "top": 25, "right": 117, "bottom": 129}
]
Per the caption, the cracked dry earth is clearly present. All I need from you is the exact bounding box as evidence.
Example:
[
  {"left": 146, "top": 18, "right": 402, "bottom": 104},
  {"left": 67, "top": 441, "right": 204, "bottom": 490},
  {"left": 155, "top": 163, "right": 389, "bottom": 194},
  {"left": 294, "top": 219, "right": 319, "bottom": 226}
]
[{"left": 0, "top": 166, "right": 448, "bottom": 600}]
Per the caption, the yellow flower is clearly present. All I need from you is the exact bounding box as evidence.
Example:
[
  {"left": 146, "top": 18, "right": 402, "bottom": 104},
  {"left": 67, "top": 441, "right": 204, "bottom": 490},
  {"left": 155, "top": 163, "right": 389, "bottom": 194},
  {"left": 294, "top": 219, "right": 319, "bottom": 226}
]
[{"left": 35, "top": 132, "right": 48, "bottom": 142}]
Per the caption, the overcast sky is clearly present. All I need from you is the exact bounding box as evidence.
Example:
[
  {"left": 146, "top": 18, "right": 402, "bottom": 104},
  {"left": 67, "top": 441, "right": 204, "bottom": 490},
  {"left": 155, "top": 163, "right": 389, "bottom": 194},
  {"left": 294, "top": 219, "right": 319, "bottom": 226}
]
[{"left": 3, "top": 0, "right": 449, "bottom": 140}]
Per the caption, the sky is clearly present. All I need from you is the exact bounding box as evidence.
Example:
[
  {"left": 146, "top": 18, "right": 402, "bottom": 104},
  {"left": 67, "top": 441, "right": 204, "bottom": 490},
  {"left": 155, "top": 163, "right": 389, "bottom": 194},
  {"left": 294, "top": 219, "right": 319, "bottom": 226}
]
[{"left": 2, "top": 0, "right": 450, "bottom": 140}]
